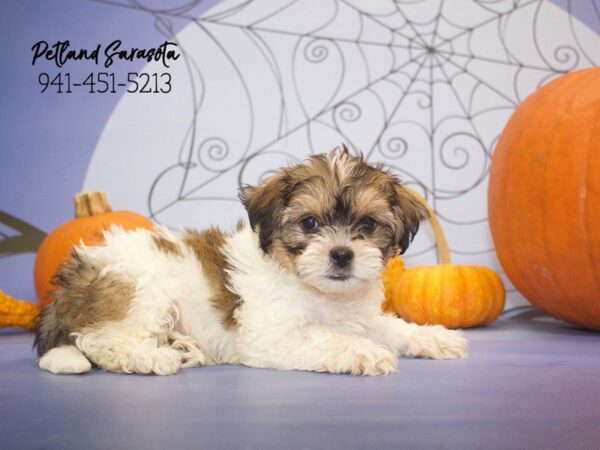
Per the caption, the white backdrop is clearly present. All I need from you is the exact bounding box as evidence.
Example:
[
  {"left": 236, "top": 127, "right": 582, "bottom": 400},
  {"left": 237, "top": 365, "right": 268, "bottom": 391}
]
[{"left": 85, "top": 0, "right": 600, "bottom": 309}]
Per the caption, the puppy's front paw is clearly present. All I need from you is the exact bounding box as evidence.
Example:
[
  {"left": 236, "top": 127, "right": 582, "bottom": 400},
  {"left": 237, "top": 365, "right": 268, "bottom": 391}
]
[
  {"left": 339, "top": 339, "right": 398, "bottom": 376},
  {"left": 131, "top": 347, "right": 181, "bottom": 375},
  {"left": 405, "top": 326, "right": 468, "bottom": 360},
  {"left": 151, "top": 348, "right": 182, "bottom": 375}
]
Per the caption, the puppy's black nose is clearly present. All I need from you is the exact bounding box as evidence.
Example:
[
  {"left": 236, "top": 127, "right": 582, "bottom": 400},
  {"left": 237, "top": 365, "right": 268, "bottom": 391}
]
[{"left": 330, "top": 247, "right": 354, "bottom": 268}]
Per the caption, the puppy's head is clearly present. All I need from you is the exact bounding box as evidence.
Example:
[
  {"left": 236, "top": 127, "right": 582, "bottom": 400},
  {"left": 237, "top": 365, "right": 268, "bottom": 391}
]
[{"left": 240, "top": 147, "right": 428, "bottom": 294}]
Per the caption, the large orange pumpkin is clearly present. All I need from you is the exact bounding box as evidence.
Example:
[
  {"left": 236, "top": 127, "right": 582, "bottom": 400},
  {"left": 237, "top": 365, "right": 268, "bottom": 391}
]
[
  {"left": 488, "top": 67, "right": 600, "bottom": 330},
  {"left": 34, "top": 191, "right": 154, "bottom": 307}
]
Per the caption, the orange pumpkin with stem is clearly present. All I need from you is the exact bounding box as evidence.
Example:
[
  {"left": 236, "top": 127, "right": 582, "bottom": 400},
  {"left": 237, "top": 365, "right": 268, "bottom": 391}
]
[
  {"left": 384, "top": 189, "right": 505, "bottom": 329},
  {"left": 34, "top": 191, "right": 154, "bottom": 307}
]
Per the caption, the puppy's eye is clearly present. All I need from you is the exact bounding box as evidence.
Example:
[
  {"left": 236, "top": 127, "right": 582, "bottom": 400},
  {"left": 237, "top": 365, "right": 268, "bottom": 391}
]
[
  {"left": 359, "top": 217, "right": 376, "bottom": 233},
  {"left": 301, "top": 216, "right": 318, "bottom": 232}
]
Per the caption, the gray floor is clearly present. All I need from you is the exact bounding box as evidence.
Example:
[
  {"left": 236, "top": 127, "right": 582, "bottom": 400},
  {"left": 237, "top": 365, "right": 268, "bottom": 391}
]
[{"left": 1, "top": 309, "right": 599, "bottom": 450}]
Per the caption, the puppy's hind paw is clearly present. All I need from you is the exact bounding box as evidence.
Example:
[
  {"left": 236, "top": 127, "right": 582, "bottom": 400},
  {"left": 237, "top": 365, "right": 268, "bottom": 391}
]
[
  {"left": 405, "top": 326, "right": 468, "bottom": 360},
  {"left": 39, "top": 345, "right": 92, "bottom": 374}
]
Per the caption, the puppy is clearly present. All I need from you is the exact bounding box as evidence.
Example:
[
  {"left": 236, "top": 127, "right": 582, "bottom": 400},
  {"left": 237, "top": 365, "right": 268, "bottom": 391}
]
[{"left": 34, "top": 147, "right": 467, "bottom": 376}]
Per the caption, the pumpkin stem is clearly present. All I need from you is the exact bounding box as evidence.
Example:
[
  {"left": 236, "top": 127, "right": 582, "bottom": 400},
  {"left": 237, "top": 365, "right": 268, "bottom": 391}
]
[
  {"left": 405, "top": 187, "right": 452, "bottom": 264},
  {"left": 74, "top": 191, "right": 113, "bottom": 218}
]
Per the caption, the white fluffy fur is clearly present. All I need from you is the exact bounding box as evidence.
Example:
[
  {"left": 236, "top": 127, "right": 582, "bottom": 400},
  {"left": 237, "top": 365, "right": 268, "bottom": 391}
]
[
  {"left": 40, "top": 225, "right": 467, "bottom": 376},
  {"left": 39, "top": 345, "right": 91, "bottom": 374}
]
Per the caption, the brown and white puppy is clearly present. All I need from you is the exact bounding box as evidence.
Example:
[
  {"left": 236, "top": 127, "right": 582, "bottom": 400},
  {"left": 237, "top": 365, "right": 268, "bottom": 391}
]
[{"left": 35, "top": 147, "right": 468, "bottom": 376}]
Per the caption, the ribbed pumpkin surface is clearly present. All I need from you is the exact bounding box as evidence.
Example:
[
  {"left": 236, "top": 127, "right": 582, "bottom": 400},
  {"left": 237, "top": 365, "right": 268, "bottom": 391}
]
[
  {"left": 488, "top": 67, "right": 600, "bottom": 330},
  {"left": 393, "top": 264, "right": 505, "bottom": 329},
  {"left": 381, "top": 255, "right": 405, "bottom": 313}
]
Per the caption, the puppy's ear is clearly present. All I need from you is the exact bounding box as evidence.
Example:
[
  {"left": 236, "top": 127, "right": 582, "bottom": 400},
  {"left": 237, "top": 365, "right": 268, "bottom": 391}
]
[
  {"left": 239, "top": 174, "right": 288, "bottom": 253},
  {"left": 390, "top": 183, "right": 429, "bottom": 254}
]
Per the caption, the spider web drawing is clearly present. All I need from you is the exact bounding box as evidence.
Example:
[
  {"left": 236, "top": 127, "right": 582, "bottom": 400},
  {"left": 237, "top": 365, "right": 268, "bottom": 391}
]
[{"left": 87, "top": 0, "right": 600, "bottom": 308}]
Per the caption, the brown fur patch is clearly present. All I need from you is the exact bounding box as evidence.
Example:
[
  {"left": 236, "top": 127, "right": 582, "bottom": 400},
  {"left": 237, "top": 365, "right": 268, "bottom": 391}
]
[
  {"left": 34, "top": 250, "right": 134, "bottom": 356},
  {"left": 152, "top": 233, "right": 182, "bottom": 258},
  {"left": 183, "top": 228, "right": 241, "bottom": 328}
]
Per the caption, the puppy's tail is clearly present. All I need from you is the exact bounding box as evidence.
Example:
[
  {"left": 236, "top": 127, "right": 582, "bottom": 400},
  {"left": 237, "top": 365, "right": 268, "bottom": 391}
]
[{"left": 33, "top": 298, "right": 71, "bottom": 357}]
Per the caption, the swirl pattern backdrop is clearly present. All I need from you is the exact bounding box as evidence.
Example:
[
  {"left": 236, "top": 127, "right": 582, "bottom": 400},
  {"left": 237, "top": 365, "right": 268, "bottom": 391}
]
[{"left": 85, "top": 0, "right": 600, "bottom": 309}]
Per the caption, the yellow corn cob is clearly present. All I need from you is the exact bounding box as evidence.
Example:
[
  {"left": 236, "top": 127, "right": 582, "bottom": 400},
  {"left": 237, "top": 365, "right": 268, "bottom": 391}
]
[{"left": 0, "top": 290, "right": 41, "bottom": 329}]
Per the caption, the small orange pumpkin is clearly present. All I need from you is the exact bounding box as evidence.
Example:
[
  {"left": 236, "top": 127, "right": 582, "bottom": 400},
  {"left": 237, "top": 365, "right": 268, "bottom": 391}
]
[
  {"left": 381, "top": 255, "right": 405, "bottom": 313},
  {"left": 385, "top": 189, "right": 505, "bottom": 328},
  {"left": 34, "top": 191, "right": 154, "bottom": 307}
]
